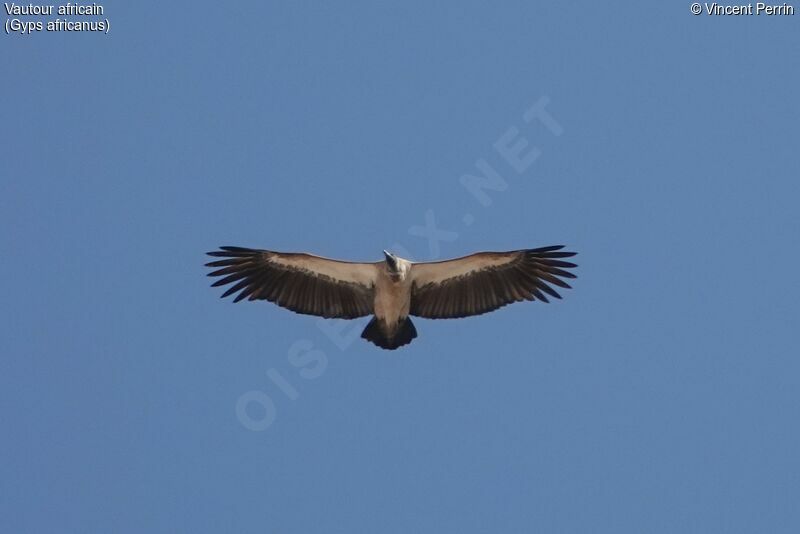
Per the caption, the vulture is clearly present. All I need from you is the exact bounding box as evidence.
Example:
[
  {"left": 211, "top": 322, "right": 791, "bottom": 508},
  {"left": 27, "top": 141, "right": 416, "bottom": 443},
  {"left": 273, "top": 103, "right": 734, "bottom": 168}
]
[{"left": 206, "top": 246, "right": 577, "bottom": 350}]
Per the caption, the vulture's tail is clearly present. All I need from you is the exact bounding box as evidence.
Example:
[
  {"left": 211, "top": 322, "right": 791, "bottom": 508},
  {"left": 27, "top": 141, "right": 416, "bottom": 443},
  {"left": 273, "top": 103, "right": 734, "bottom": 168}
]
[{"left": 361, "top": 317, "right": 417, "bottom": 350}]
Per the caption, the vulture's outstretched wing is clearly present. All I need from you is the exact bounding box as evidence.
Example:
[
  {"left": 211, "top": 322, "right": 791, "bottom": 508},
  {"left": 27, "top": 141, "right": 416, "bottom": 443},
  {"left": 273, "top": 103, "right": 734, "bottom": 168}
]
[
  {"left": 206, "top": 247, "right": 378, "bottom": 319},
  {"left": 410, "top": 246, "right": 577, "bottom": 319}
]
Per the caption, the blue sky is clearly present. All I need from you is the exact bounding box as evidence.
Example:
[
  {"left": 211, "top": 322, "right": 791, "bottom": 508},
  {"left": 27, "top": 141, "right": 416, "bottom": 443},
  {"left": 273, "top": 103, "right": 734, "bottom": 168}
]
[{"left": 2, "top": 2, "right": 799, "bottom": 532}]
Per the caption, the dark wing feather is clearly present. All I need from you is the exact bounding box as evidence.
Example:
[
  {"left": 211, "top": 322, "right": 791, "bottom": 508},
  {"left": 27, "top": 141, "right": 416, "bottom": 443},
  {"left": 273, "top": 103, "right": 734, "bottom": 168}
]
[
  {"left": 410, "top": 246, "right": 577, "bottom": 319},
  {"left": 206, "top": 247, "right": 378, "bottom": 319}
]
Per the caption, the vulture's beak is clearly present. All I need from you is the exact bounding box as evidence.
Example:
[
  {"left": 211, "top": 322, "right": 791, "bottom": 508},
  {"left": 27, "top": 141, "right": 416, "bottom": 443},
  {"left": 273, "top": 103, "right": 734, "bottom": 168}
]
[{"left": 383, "top": 250, "right": 397, "bottom": 270}]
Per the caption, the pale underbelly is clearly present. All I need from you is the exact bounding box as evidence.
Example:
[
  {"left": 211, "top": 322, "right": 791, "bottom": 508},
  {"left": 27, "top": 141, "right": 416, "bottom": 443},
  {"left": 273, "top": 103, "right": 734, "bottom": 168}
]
[{"left": 373, "top": 281, "right": 411, "bottom": 325}]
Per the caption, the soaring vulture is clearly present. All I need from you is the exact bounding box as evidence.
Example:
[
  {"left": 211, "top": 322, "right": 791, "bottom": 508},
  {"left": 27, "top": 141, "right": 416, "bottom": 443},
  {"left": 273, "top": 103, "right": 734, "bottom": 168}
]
[{"left": 206, "top": 246, "right": 577, "bottom": 350}]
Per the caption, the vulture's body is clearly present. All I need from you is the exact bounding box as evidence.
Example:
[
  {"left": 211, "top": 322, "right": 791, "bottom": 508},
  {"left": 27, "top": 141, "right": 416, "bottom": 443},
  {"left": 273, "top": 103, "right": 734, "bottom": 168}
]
[{"left": 206, "top": 246, "right": 577, "bottom": 350}]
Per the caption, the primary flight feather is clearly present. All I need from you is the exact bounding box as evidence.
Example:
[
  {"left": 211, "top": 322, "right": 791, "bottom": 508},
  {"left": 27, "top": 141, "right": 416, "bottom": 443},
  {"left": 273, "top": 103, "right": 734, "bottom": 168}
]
[{"left": 206, "top": 246, "right": 577, "bottom": 350}]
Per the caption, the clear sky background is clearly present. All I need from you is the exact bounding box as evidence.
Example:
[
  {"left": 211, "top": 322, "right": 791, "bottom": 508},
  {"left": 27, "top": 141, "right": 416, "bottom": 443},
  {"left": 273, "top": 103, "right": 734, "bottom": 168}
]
[{"left": 2, "top": 2, "right": 799, "bottom": 532}]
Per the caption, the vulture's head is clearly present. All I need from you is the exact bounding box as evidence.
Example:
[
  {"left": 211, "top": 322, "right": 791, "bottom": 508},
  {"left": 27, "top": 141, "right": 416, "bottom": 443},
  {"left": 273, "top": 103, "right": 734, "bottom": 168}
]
[
  {"left": 383, "top": 250, "right": 409, "bottom": 280},
  {"left": 383, "top": 250, "right": 398, "bottom": 271}
]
